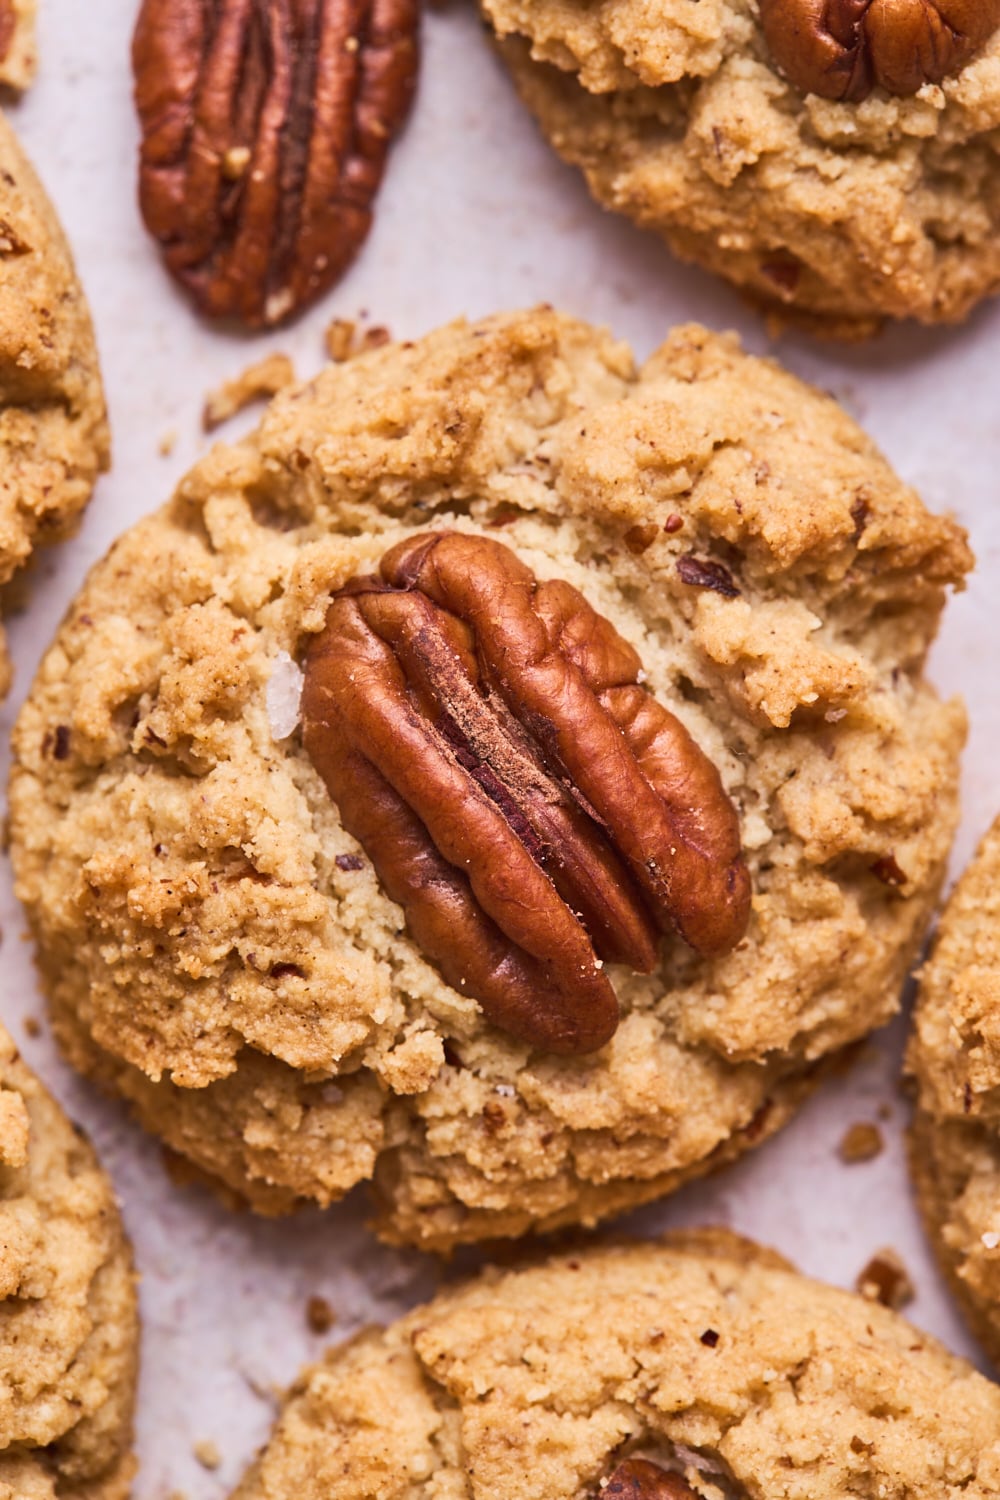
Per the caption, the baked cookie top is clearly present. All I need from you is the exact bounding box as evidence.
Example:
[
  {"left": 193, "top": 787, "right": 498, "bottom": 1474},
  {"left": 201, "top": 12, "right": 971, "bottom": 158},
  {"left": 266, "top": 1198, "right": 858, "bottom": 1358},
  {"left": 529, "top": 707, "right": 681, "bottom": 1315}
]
[
  {"left": 230, "top": 1230, "right": 1000, "bottom": 1500},
  {"left": 0, "top": 1026, "right": 138, "bottom": 1500},
  {"left": 0, "top": 109, "right": 108, "bottom": 696},
  {"left": 9, "top": 308, "right": 970, "bottom": 1250},
  {"left": 0, "top": 0, "right": 36, "bottom": 91},
  {"left": 909, "top": 814, "right": 1000, "bottom": 1367},
  {"left": 484, "top": 0, "right": 1000, "bottom": 334}
]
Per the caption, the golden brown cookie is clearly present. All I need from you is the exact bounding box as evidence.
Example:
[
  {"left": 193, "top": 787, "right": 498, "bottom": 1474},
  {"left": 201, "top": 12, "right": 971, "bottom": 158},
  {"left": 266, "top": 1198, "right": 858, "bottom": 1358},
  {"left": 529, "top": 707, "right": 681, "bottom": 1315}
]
[
  {"left": 484, "top": 0, "right": 1000, "bottom": 336},
  {"left": 0, "top": 0, "right": 37, "bottom": 92},
  {"left": 9, "top": 309, "right": 970, "bottom": 1251},
  {"left": 228, "top": 1231, "right": 1000, "bottom": 1500},
  {"left": 0, "top": 1025, "right": 138, "bottom": 1499},
  {"left": 909, "top": 814, "right": 1000, "bottom": 1368},
  {"left": 0, "top": 109, "right": 109, "bottom": 697}
]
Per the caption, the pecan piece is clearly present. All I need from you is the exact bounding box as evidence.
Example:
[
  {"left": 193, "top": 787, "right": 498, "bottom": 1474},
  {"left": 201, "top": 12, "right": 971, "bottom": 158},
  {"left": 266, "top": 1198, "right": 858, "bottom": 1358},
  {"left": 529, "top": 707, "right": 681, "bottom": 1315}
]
[
  {"left": 602, "top": 1459, "right": 698, "bottom": 1500},
  {"left": 301, "top": 532, "right": 750, "bottom": 1055},
  {"left": 758, "top": 0, "right": 1000, "bottom": 101},
  {"left": 132, "top": 0, "right": 419, "bottom": 327}
]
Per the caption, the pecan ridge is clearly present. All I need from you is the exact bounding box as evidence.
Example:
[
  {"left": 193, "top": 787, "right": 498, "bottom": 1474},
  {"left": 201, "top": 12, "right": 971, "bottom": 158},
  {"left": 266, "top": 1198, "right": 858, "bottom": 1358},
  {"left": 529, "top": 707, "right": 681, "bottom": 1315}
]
[
  {"left": 301, "top": 532, "right": 750, "bottom": 1056},
  {"left": 602, "top": 1458, "right": 699, "bottom": 1500},
  {"left": 132, "top": 0, "right": 419, "bottom": 327},
  {"left": 758, "top": 0, "right": 1000, "bottom": 102}
]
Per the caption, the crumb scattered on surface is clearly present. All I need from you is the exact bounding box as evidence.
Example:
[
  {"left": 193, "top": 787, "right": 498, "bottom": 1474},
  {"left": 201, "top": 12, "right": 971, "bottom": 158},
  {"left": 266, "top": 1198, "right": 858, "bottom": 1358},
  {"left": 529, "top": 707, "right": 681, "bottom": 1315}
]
[
  {"left": 23, "top": 1015, "right": 41, "bottom": 1038},
  {"left": 838, "top": 1121, "right": 884, "bottom": 1164},
  {"left": 324, "top": 317, "right": 391, "bottom": 362},
  {"left": 159, "top": 428, "right": 177, "bottom": 457},
  {"left": 857, "top": 1249, "right": 914, "bottom": 1310},
  {"left": 193, "top": 1439, "right": 221, "bottom": 1470},
  {"left": 306, "top": 1295, "right": 336, "bottom": 1335},
  {"left": 203, "top": 353, "right": 295, "bottom": 432}
]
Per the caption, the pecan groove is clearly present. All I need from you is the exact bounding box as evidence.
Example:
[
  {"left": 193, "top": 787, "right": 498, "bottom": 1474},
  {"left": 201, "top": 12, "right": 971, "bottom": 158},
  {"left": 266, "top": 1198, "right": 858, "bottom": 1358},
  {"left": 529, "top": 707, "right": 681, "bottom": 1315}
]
[
  {"left": 133, "top": 0, "right": 418, "bottom": 327},
  {"left": 602, "top": 1459, "right": 699, "bottom": 1500},
  {"left": 758, "top": 0, "right": 1000, "bottom": 101},
  {"left": 301, "top": 532, "right": 750, "bottom": 1055}
]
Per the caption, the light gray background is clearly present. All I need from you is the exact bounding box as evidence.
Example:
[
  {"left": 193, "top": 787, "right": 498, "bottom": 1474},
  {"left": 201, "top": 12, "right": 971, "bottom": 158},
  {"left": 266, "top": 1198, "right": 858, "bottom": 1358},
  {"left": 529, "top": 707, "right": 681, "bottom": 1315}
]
[{"left": 2, "top": 2, "right": 1000, "bottom": 1495}]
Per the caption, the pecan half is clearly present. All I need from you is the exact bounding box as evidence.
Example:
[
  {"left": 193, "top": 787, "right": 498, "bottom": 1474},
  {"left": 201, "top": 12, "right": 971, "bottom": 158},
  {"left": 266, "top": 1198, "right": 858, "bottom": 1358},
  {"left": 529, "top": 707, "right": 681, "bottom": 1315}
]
[
  {"left": 758, "top": 0, "right": 1000, "bottom": 101},
  {"left": 132, "top": 0, "right": 419, "bottom": 327},
  {"left": 602, "top": 1459, "right": 698, "bottom": 1500},
  {"left": 301, "top": 532, "right": 750, "bottom": 1055}
]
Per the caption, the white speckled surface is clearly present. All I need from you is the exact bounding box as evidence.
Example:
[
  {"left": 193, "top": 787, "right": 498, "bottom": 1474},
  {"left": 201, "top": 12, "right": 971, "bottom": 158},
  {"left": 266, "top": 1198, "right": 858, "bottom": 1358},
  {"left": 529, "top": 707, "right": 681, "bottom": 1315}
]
[{"left": 2, "top": 2, "right": 1000, "bottom": 1494}]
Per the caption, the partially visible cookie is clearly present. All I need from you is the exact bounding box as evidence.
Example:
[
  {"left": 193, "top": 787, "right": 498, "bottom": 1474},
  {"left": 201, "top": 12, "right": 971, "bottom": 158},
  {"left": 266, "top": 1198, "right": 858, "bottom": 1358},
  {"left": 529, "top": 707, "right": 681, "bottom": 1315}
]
[
  {"left": 0, "top": 0, "right": 36, "bottom": 92},
  {"left": 0, "top": 1025, "right": 138, "bottom": 1498},
  {"left": 9, "top": 309, "right": 970, "bottom": 1251},
  {"left": 0, "top": 109, "right": 109, "bottom": 697},
  {"left": 229, "top": 1231, "right": 1000, "bottom": 1500},
  {"left": 484, "top": 0, "right": 1000, "bottom": 335},
  {"left": 909, "top": 814, "right": 1000, "bottom": 1368}
]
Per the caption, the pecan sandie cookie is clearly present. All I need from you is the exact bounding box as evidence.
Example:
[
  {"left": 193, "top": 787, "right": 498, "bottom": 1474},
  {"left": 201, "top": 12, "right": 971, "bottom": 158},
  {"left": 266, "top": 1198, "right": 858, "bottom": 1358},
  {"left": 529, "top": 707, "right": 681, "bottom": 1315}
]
[
  {"left": 9, "top": 309, "right": 970, "bottom": 1250},
  {"left": 0, "top": 1026, "right": 138, "bottom": 1499},
  {"left": 909, "top": 814, "right": 1000, "bottom": 1368},
  {"left": 228, "top": 1232, "right": 1000, "bottom": 1500},
  {"left": 484, "top": 0, "right": 1000, "bottom": 335}
]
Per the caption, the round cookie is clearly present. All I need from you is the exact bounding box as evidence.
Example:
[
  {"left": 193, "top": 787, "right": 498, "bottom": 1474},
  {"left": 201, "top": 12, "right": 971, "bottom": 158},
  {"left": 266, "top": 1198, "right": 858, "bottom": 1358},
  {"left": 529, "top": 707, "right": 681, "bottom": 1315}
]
[
  {"left": 229, "top": 1231, "right": 1000, "bottom": 1500},
  {"left": 0, "top": 110, "right": 109, "bottom": 698},
  {"left": 909, "top": 814, "right": 1000, "bottom": 1368},
  {"left": 483, "top": 0, "right": 1000, "bottom": 336},
  {"left": 0, "top": 1025, "right": 138, "bottom": 1499},
  {"left": 9, "top": 308, "right": 970, "bottom": 1251}
]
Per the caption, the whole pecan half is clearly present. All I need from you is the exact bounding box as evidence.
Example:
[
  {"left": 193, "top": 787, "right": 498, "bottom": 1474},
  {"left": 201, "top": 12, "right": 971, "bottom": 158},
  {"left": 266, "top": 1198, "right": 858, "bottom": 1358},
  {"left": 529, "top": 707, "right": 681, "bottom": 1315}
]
[
  {"left": 758, "top": 0, "right": 1000, "bottom": 101},
  {"left": 301, "top": 532, "right": 750, "bottom": 1055},
  {"left": 132, "top": 0, "right": 419, "bottom": 327},
  {"left": 602, "top": 1459, "right": 699, "bottom": 1500}
]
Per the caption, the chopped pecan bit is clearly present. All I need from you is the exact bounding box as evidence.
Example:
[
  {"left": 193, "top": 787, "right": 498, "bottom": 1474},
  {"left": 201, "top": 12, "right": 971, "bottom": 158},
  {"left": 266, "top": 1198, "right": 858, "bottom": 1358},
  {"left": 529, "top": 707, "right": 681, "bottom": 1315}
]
[
  {"left": 301, "top": 532, "right": 750, "bottom": 1055},
  {"left": 871, "top": 853, "right": 907, "bottom": 887},
  {"left": 700, "top": 1327, "right": 720, "bottom": 1347},
  {"left": 838, "top": 1120, "right": 883, "bottom": 1162},
  {"left": 335, "top": 852, "right": 364, "bottom": 871},
  {"left": 132, "top": 0, "right": 419, "bottom": 327},
  {"left": 602, "top": 1458, "right": 698, "bottom": 1500},
  {"left": 676, "top": 554, "right": 741, "bottom": 598},
  {"left": 857, "top": 1248, "right": 914, "bottom": 1309},
  {"left": 625, "top": 523, "right": 660, "bottom": 555},
  {"left": 759, "top": 0, "right": 1000, "bottom": 102}
]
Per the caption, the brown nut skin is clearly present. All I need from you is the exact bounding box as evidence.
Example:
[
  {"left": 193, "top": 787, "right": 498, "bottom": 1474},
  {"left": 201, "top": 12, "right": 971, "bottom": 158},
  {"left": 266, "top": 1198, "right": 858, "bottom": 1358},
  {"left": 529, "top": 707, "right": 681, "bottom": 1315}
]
[
  {"left": 602, "top": 1459, "right": 699, "bottom": 1500},
  {"left": 758, "top": 0, "right": 1000, "bottom": 102},
  {"left": 301, "top": 531, "right": 750, "bottom": 1057},
  {"left": 132, "top": 0, "right": 418, "bottom": 328}
]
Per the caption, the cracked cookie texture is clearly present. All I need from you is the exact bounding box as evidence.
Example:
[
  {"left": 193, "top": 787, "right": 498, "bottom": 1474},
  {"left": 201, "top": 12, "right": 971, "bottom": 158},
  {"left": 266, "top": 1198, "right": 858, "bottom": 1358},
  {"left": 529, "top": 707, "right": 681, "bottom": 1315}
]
[
  {"left": 0, "top": 1026, "right": 138, "bottom": 1500},
  {"left": 8, "top": 308, "right": 970, "bottom": 1250},
  {"left": 229, "top": 1231, "right": 1000, "bottom": 1500},
  {"left": 909, "top": 814, "right": 1000, "bottom": 1368},
  {"left": 483, "top": 0, "right": 1000, "bottom": 334},
  {"left": 0, "top": 110, "right": 109, "bottom": 698}
]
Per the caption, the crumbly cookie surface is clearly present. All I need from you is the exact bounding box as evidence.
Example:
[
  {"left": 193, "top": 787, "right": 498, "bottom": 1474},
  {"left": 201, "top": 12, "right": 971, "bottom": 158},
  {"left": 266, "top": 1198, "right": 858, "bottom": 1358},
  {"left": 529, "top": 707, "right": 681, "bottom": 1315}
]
[
  {"left": 0, "top": 109, "right": 109, "bottom": 697},
  {"left": 230, "top": 1231, "right": 1000, "bottom": 1500},
  {"left": 0, "top": 1025, "right": 138, "bottom": 1499},
  {"left": 484, "top": 0, "right": 1000, "bottom": 334},
  {"left": 0, "top": 0, "right": 36, "bottom": 92},
  {"left": 909, "top": 815, "right": 1000, "bottom": 1368},
  {"left": 9, "top": 308, "right": 969, "bottom": 1250}
]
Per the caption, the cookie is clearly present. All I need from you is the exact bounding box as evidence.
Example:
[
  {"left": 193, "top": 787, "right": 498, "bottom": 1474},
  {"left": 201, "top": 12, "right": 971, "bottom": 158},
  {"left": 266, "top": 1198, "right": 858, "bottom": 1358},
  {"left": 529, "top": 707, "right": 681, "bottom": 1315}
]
[
  {"left": 0, "top": 1025, "right": 138, "bottom": 1499},
  {"left": 8, "top": 309, "right": 970, "bottom": 1251},
  {"left": 228, "top": 1230, "right": 1000, "bottom": 1500},
  {"left": 909, "top": 814, "right": 1000, "bottom": 1367},
  {"left": 0, "top": 0, "right": 36, "bottom": 92},
  {"left": 483, "top": 1, "right": 1000, "bottom": 336},
  {"left": 0, "top": 110, "right": 109, "bottom": 697}
]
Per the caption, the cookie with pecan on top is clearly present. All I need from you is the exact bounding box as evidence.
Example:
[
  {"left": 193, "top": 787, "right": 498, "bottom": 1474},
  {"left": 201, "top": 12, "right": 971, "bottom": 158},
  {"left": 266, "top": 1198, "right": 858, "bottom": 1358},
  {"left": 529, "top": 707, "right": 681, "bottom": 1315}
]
[
  {"left": 228, "top": 1231, "right": 1000, "bottom": 1500},
  {"left": 484, "top": 0, "right": 1000, "bottom": 336},
  {"left": 9, "top": 308, "right": 970, "bottom": 1250}
]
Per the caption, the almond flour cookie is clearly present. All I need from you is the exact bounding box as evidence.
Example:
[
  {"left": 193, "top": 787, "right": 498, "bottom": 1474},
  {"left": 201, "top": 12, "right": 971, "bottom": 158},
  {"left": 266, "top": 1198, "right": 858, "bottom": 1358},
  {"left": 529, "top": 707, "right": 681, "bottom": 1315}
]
[
  {"left": 909, "top": 814, "right": 1000, "bottom": 1368},
  {"left": 0, "top": 1025, "right": 138, "bottom": 1499},
  {"left": 228, "top": 1231, "right": 1000, "bottom": 1500},
  {"left": 0, "top": 110, "right": 109, "bottom": 697},
  {"left": 484, "top": 0, "right": 1000, "bottom": 336},
  {"left": 9, "top": 309, "right": 970, "bottom": 1251}
]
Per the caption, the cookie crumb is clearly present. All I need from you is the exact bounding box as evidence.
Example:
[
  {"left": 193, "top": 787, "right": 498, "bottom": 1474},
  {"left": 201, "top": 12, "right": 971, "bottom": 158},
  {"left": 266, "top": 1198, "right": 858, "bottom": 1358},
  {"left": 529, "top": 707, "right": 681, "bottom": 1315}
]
[
  {"left": 856, "top": 1249, "right": 914, "bottom": 1310},
  {"left": 306, "top": 1295, "right": 336, "bottom": 1335},
  {"left": 193, "top": 1439, "right": 221, "bottom": 1470},
  {"left": 23, "top": 1016, "right": 41, "bottom": 1038},
  {"left": 838, "top": 1122, "right": 883, "bottom": 1163},
  {"left": 203, "top": 353, "right": 295, "bottom": 432},
  {"left": 324, "top": 317, "right": 392, "bottom": 363},
  {"left": 159, "top": 428, "right": 177, "bottom": 457}
]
